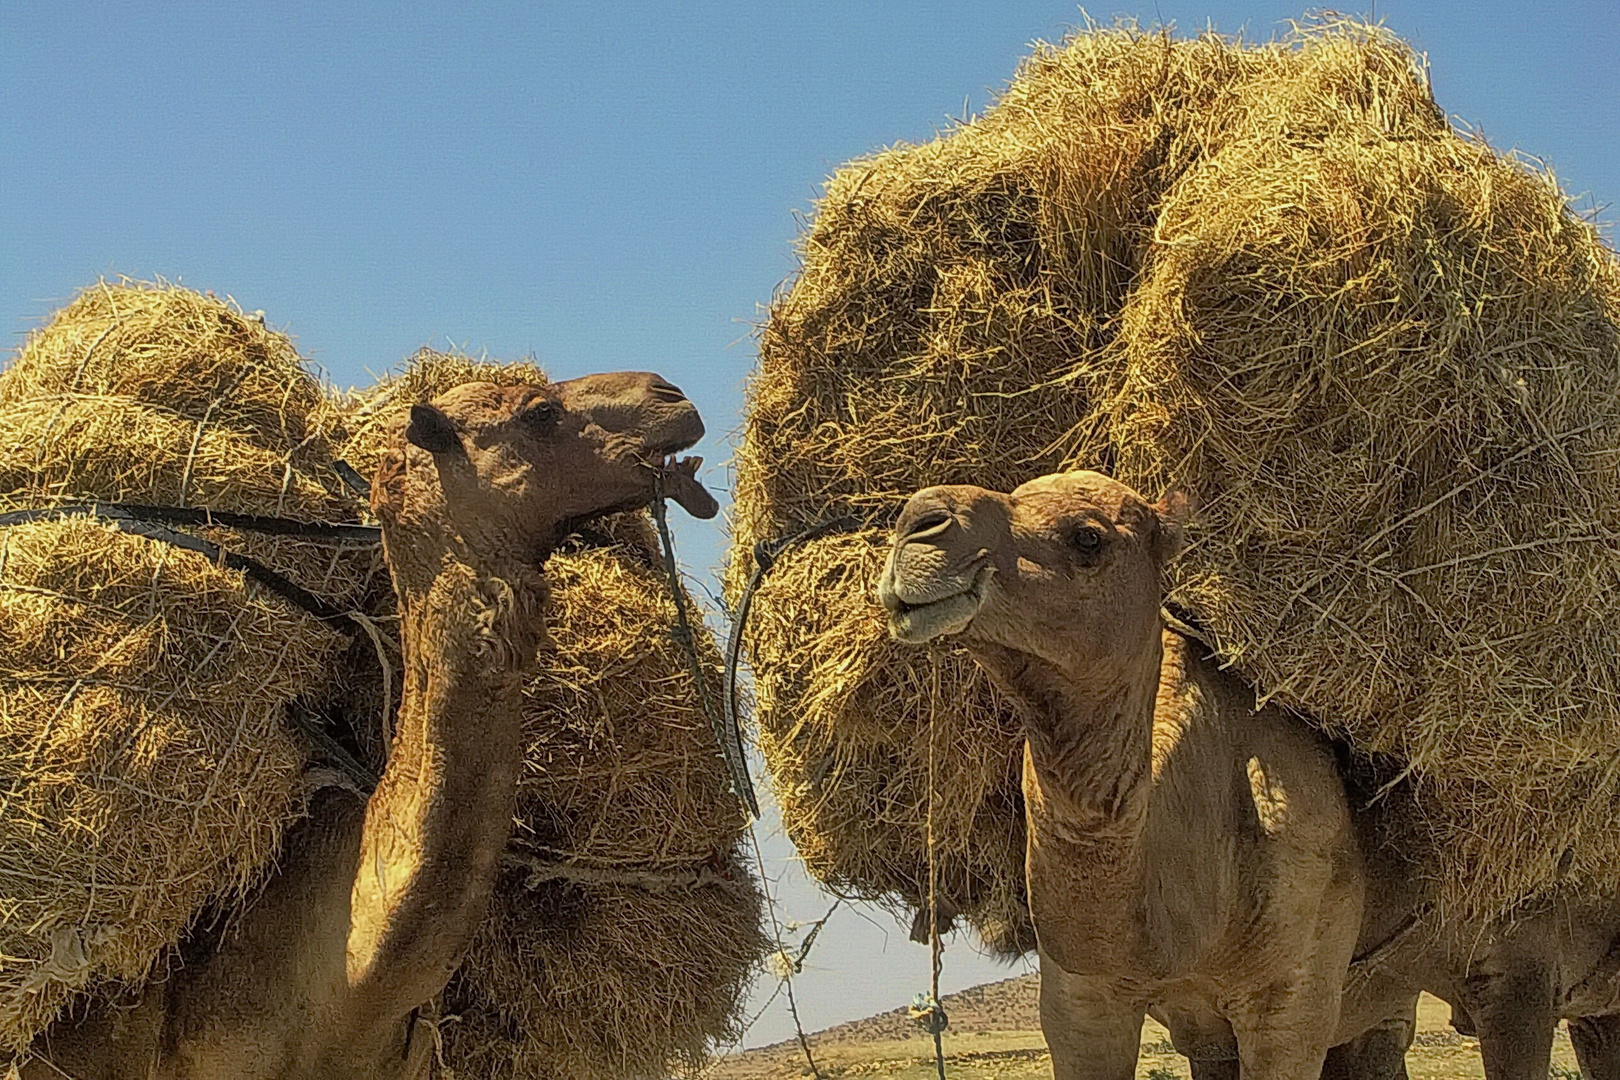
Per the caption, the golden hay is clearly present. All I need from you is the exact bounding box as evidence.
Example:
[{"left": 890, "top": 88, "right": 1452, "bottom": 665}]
[
  {"left": 735, "top": 19, "right": 1620, "bottom": 932},
  {"left": 0, "top": 282, "right": 371, "bottom": 1049},
  {"left": 1113, "top": 124, "right": 1620, "bottom": 920},
  {"left": 0, "top": 278, "right": 339, "bottom": 453},
  {"left": 438, "top": 539, "right": 767, "bottom": 1078},
  {"left": 440, "top": 854, "right": 763, "bottom": 1080},
  {"left": 747, "top": 531, "right": 1032, "bottom": 954},
  {"left": 340, "top": 353, "right": 766, "bottom": 1079}
]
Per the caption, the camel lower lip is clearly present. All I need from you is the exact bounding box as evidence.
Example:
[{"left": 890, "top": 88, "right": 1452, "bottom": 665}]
[
  {"left": 886, "top": 566, "right": 990, "bottom": 643},
  {"left": 653, "top": 454, "right": 719, "bottom": 520}
]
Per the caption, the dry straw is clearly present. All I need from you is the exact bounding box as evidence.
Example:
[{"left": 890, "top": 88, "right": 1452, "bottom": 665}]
[
  {"left": 734, "top": 18, "right": 1620, "bottom": 931},
  {"left": 343, "top": 353, "right": 766, "bottom": 1079},
  {"left": 0, "top": 280, "right": 373, "bottom": 1049}
]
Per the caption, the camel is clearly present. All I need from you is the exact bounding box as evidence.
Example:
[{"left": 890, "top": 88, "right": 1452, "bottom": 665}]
[
  {"left": 876, "top": 469, "right": 1620, "bottom": 1080},
  {"left": 876, "top": 470, "right": 1408, "bottom": 1080},
  {"left": 22, "top": 372, "right": 718, "bottom": 1079}
]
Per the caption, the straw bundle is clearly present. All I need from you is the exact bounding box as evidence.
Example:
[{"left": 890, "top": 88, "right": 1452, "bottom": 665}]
[
  {"left": 342, "top": 353, "right": 765, "bottom": 1079},
  {"left": 440, "top": 541, "right": 764, "bottom": 1080},
  {"left": 1113, "top": 121, "right": 1620, "bottom": 920},
  {"left": 0, "top": 281, "right": 371, "bottom": 1048},
  {"left": 736, "top": 19, "right": 1620, "bottom": 932}
]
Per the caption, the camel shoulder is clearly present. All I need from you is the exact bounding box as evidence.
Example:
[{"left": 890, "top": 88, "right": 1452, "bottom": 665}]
[{"left": 1152, "top": 629, "right": 1351, "bottom": 847}]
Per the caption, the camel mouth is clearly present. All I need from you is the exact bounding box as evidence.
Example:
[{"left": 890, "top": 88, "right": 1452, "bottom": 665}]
[{"left": 885, "top": 564, "right": 992, "bottom": 644}]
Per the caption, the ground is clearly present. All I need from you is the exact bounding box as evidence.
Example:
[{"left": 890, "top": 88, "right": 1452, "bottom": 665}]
[{"left": 707, "top": 976, "right": 1580, "bottom": 1080}]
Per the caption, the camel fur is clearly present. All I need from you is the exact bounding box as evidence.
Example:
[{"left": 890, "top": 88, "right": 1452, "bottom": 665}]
[
  {"left": 20, "top": 372, "right": 716, "bottom": 1079},
  {"left": 878, "top": 470, "right": 1400, "bottom": 1080}
]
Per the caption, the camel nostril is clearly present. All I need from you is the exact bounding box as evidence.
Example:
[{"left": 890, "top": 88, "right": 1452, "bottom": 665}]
[
  {"left": 900, "top": 510, "right": 953, "bottom": 543},
  {"left": 649, "top": 380, "right": 687, "bottom": 403}
]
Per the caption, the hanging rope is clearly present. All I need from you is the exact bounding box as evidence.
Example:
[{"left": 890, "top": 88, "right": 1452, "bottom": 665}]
[
  {"left": 649, "top": 482, "right": 757, "bottom": 817},
  {"left": 748, "top": 829, "right": 826, "bottom": 1080},
  {"left": 907, "top": 650, "right": 949, "bottom": 1079}
]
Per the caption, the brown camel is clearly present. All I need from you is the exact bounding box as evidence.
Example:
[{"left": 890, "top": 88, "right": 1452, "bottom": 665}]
[
  {"left": 877, "top": 469, "right": 1620, "bottom": 1080},
  {"left": 22, "top": 372, "right": 718, "bottom": 1079},
  {"left": 877, "top": 471, "right": 1427, "bottom": 1080}
]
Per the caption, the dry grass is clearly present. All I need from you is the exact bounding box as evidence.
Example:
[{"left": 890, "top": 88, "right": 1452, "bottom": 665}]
[
  {"left": 746, "top": 530, "right": 1031, "bottom": 954},
  {"left": 442, "top": 851, "right": 764, "bottom": 1080},
  {"left": 734, "top": 18, "right": 1620, "bottom": 933},
  {"left": 0, "top": 281, "right": 371, "bottom": 1049},
  {"left": 0, "top": 298, "right": 763, "bottom": 1069},
  {"left": 1115, "top": 121, "right": 1620, "bottom": 921}
]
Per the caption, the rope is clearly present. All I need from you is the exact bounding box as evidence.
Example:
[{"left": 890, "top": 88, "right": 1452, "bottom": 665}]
[
  {"left": 0, "top": 500, "right": 381, "bottom": 542},
  {"left": 650, "top": 483, "right": 759, "bottom": 818},
  {"left": 0, "top": 503, "right": 375, "bottom": 634},
  {"left": 748, "top": 827, "right": 825, "bottom": 1080},
  {"left": 910, "top": 650, "right": 949, "bottom": 1079},
  {"left": 503, "top": 851, "right": 740, "bottom": 893}
]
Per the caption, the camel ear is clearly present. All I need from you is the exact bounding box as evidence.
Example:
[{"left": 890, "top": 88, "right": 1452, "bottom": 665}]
[
  {"left": 406, "top": 404, "right": 460, "bottom": 455},
  {"left": 1151, "top": 489, "right": 1192, "bottom": 563}
]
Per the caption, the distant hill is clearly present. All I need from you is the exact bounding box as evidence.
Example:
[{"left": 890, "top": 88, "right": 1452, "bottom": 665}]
[
  {"left": 709, "top": 977, "right": 1575, "bottom": 1080},
  {"left": 765, "top": 973, "right": 1039, "bottom": 1050}
]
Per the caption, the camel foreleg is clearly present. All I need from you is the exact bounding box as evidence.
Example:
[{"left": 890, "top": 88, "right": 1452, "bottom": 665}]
[
  {"left": 1460, "top": 963, "right": 1559, "bottom": 1080},
  {"left": 1570, "top": 1013, "right": 1620, "bottom": 1080},
  {"left": 1037, "top": 950, "right": 1144, "bottom": 1080},
  {"left": 1320, "top": 1012, "right": 1414, "bottom": 1080}
]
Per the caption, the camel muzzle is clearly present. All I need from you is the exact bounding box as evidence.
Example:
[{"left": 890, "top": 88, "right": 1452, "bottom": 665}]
[
  {"left": 555, "top": 371, "right": 718, "bottom": 519},
  {"left": 879, "top": 489, "right": 1000, "bottom": 643}
]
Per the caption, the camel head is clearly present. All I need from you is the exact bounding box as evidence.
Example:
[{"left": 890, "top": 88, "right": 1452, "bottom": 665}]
[
  {"left": 373, "top": 372, "right": 716, "bottom": 580},
  {"left": 877, "top": 471, "right": 1187, "bottom": 677}
]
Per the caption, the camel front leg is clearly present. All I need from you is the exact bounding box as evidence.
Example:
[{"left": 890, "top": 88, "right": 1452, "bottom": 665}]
[
  {"left": 1151, "top": 1003, "right": 1238, "bottom": 1080},
  {"left": 1459, "top": 963, "right": 1559, "bottom": 1080},
  {"left": 1229, "top": 969, "right": 1346, "bottom": 1080},
  {"left": 1570, "top": 1014, "right": 1620, "bottom": 1080},
  {"left": 1038, "top": 949, "right": 1143, "bottom": 1080},
  {"left": 1320, "top": 1012, "right": 1414, "bottom": 1080}
]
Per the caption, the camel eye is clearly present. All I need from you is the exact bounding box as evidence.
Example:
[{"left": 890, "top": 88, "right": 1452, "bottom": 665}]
[
  {"left": 1069, "top": 526, "right": 1106, "bottom": 563},
  {"left": 518, "top": 399, "right": 561, "bottom": 436}
]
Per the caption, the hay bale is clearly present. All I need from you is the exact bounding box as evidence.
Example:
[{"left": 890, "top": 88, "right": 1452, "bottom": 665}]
[
  {"left": 438, "top": 539, "right": 766, "bottom": 1077},
  {"left": 0, "top": 281, "right": 370, "bottom": 1048},
  {"left": 736, "top": 19, "right": 1620, "bottom": 934},
  {"left": 747, "top": 530, "right": 1031, "bottom": 953},
  {"left": 731, "top": 22, "right": 1297, "bottom": 951},
  {"left": 341, "top": 354, "right": 766, "bottom": 1079},
  {"left": 440, "top": 855, "right": 762, "bottom": 1080},
  {"left": 1113, "top": 123, "right": 1620, "bottom": 921},
  {"left": 0, "top": 278, "right": 338, "bottom": 453}
]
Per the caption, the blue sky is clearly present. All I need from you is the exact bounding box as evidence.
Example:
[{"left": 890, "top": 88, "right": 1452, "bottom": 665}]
[{"left": 4, "top": 0, "right": 1617, "bottom": 1052}]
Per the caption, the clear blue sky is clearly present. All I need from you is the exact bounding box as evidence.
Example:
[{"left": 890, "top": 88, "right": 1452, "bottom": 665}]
[{"left": 4, "top": 0, "right": 1617, "bottom": 1053}]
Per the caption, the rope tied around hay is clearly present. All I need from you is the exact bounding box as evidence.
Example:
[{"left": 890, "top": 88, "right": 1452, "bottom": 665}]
[{"left": 649, "top": 478, "right": 759, "bottom": 819}]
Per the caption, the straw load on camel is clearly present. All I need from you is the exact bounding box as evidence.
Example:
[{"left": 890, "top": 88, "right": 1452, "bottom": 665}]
[
  {"left": 0, "top": 283, "right": 764, "bottom": 1077},
  {"left": 0, "top": 282, "right": 375, "bottom": 1046},
  {"left": 731, "top": 17, "right": 1620, "bottom": 939}
]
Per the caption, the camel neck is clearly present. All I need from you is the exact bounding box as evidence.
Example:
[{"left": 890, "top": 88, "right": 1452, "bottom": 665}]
[
  {"left": 344, "top": 552, "right": 546, "bottom": 1024},
  {"left": 981, "top": 637, "right": 1162, "bottom": 841},
  {"left": 970, "top": 631, "right": 1163, "bottom": 975}
]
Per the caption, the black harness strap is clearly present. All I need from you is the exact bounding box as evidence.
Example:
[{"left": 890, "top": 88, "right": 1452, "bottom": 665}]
[
  {"left": 0, "top": 502, "right": 378, "bottom": 634},
  {"left": 0, "top": 501, "right": 380, "bottom": 542}
]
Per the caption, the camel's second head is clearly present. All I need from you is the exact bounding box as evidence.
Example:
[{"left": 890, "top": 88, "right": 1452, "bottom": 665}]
[
  {"left": 374, "top": 372, "right": 717, "bottom": 566},
  {"left": 877, "top": 471, "right": 1186, "bottom": 673}
]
